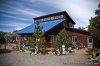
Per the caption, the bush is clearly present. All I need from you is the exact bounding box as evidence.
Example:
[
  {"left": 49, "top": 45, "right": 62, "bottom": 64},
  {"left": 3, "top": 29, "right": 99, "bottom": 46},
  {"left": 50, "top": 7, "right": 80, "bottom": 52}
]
[
  {"left": 20, "top": 44, "right": 24, "bottom": 51},
  {"left": 15, "top": 44, "right": 19, "bottom": 51},
  {"left": 53, "top": 49, "right": 57, "bottom": 55},
  {"left": 29, "top": 48, "right": 35, "bottom": 53},
  {"left": 53, "top": 49, "right": 61, "bottom": 55},
  {"left": 88, "top": 48, "right": 98, "bottom": 59},
  {"left": 40, "top": 48, "right": 47, "bottom": 55},
  {"left": 69, "top": 50, "right": 72, "bottom": 53}
]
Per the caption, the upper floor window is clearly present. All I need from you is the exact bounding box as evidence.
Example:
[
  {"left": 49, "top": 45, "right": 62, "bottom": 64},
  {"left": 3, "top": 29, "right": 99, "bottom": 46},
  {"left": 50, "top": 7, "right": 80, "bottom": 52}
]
[
  {"left": 49, "top": 35, "right": 55, "bottom": 43},
  {"left": 69, "top": 23, "right": 74, "bottom": 28}
]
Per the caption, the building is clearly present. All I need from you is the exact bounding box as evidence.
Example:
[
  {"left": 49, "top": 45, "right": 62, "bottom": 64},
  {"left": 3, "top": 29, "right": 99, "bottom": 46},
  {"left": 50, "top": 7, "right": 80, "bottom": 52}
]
[{"left": 16, "top": 11, "right": 93, "bottom": 50}]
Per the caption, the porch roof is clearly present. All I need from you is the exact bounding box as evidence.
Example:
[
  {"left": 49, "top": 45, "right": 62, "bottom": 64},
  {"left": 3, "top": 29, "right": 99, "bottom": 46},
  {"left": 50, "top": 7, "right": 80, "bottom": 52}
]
[{"left": 16, "top": 19, "right": 64, "bottom": 34}]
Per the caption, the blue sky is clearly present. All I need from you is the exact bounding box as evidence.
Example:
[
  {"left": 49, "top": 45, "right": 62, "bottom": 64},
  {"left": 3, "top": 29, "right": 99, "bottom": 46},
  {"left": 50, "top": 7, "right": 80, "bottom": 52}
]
[{"left": 0, "top": 0, "right": 99, "bottom": 32}]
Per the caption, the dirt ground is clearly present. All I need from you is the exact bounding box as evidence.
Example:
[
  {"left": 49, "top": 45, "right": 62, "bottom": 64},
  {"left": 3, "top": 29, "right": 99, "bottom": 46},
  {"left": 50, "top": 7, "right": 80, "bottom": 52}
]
[
  {"left": 0, "top": 47, "right": 99, "bottom": 66},
  {"left": 0, "top": 43, "right": 16, "bottom": 50}
]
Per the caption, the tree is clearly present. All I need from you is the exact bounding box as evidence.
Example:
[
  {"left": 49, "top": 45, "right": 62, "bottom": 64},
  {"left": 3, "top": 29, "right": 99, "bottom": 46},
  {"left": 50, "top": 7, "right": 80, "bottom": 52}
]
[
  {"left": 88, "top": 4, "right": 100, "bottom": 48},
  {"left": 54, "top": 29, "right": 72, "bottom": 55},
  {"left": 29, "top": 23, "right": 46, "bottom": 54},
  {"left": 0, "top": 31, "right": 6, "bottom": 44},
  {"left": 0, "top": 31, "right": 6, "bottom": 49},
  {"left": 78, "top": 27, "right": 84, "bottom": 30},
  {"left": 0, "top": 37, "right": 6, "bottom": 44},
  {"left": 78, "top": 27, "right": 88, "bottom": 30}
]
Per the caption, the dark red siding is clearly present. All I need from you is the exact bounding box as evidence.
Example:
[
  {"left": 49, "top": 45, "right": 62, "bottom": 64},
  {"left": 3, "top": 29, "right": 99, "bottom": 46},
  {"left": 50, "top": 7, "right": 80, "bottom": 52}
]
[{"left": 67, "top": 30, "right": 89, "bottom": 47}]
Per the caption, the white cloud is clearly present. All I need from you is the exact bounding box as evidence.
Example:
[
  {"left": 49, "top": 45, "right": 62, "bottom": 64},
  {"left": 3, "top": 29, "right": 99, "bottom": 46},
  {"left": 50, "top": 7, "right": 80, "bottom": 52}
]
[
  {"left": 0, "top": 22, "right": 32, "bottom": 30},
  {"left": 39, "top": 0, "right": 99, "bottom": 28},
  {"left": 4, "top": 3, "right": 46, "bottom": 17},
  {"left": 14, "top": 23, "right": 32, "bottom": 30},
  {"left": 1, "top": 13, "right": 30, "bottom": 21},
  {"left": 0, "top": 0, "right": 99, "bottom": 32},
  {"left": 15, "top": 7, "right": 45, "bottom": 17},
  {"left": 24, "top": 0, "right": 37, "bottom": 3},
  {"left": 0, "top": 0, "right": 44, "bottom": 32},
  {"left": 0, "top": 9, "right": 18, "bottom": 15},
  {"left": 0, "top": 2, "right": 46, "bottom": 21}
]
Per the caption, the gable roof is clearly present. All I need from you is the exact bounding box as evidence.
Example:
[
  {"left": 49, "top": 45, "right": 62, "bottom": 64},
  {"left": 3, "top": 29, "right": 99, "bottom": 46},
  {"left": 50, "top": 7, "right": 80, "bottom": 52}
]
[{"left": 16, "top": 19, "right": 64, "bottom": 34}]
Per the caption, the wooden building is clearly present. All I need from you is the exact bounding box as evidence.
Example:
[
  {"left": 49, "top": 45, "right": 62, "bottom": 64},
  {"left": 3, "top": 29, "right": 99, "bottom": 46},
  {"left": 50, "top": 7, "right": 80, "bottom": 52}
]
[{"left": 16, "top": 11, "right": 93, "bottom": 49}]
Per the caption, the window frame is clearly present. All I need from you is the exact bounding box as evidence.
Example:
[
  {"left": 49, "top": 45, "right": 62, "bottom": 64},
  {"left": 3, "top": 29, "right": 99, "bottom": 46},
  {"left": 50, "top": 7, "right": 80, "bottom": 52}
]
[
  {"left": 72, "top": 36, "right": 77, "bottom": 43},
  {"left": 49, "top": 35, "right": 55, "bottom": 43}
]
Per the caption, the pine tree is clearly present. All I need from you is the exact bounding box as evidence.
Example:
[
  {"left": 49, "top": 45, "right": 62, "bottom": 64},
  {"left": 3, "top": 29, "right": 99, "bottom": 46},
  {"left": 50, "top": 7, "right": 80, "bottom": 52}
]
[
  {"left": 54, "top": 29, "right": 72, "bottom": 55},
  {"left": 0, "top": 31, "right": 6, "bottom": 44},
  {"left": 29, "top": 23, "right": 46, "bottom": 54},
  {"left": 88, "top": 4, "right": 100, "bottom": 48}
]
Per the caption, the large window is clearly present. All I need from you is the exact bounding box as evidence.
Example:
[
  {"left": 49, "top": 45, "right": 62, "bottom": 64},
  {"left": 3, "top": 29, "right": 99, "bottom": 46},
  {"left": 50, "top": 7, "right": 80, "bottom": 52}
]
[
  {"left": 49, "top": 35, "right": 55, "bottom": 43},
  {"left": 72, "top": 36, "right": 77, "bottom": 43}
]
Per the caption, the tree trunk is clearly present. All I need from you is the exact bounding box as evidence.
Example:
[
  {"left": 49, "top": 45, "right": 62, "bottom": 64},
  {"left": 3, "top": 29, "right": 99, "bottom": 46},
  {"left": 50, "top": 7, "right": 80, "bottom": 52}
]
[
  {"left": 4, "top": 43, "right": 6, "bottom": 50},
  {"left": 35, "top": 45, "right": 38, "bottom": 54},
  {"left": 4, "top": 38, "right": 7, "bottom": 50}
]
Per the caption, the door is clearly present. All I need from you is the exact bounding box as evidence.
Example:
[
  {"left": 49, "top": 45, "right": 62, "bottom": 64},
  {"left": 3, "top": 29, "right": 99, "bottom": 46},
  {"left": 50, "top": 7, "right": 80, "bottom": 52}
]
[{"left": 87, "top": 36, "right": 93, "bottom": 48}]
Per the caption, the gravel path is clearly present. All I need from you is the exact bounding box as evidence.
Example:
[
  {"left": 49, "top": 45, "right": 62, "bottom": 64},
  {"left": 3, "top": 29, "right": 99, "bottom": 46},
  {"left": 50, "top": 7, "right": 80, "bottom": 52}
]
[{"left": 0, "top": 48, "right": 99, "bottom": 66}]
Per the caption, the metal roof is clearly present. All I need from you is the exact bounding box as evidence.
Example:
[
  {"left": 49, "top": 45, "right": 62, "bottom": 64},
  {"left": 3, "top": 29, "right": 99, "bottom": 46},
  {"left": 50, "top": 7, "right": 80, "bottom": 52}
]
[{"left": 16, "top": 19, "right": 64, "bottom": 34}]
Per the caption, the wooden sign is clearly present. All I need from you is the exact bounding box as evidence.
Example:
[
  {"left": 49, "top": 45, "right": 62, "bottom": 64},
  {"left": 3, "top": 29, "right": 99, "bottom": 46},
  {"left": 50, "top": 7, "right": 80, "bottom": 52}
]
[{"left": 34, "top": 15, "right": 65, "bottom": 23}]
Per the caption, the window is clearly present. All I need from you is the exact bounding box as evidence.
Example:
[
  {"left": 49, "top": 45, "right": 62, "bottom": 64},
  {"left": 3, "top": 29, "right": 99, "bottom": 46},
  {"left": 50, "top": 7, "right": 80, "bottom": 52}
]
[
  {"left": 88, "top": 36, "right": 93, "bottom": 44},
  {"left": 49, "top": 35, "right": 55, "bottom": 43},
  {"left": 72, "top": 36, "right": 77, "bottom": 43},
  {"left": 69, "top": 23, "right": 74, "bottom": 28}
]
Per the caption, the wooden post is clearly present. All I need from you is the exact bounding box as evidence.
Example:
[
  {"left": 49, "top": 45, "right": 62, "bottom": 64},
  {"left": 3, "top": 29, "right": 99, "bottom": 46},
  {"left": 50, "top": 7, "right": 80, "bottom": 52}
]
[
  {"left": 18, "top": 40, "right": 20, "bottom": 50},
  {"left": 4, "top": 36, "right": 7, "bottom": 50}
]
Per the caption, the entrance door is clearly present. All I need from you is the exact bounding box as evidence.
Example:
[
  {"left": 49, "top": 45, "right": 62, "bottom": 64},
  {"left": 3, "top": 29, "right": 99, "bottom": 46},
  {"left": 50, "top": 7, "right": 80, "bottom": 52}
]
[{"left": 87, "top": 36, "right": 93, "bottom": 48}]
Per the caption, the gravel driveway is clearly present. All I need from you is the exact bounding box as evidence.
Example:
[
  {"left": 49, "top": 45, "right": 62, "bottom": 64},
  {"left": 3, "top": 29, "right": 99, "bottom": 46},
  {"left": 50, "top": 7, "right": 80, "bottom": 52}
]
[{"left": 0, "top": 48, "right": 99, "bottom": 66}]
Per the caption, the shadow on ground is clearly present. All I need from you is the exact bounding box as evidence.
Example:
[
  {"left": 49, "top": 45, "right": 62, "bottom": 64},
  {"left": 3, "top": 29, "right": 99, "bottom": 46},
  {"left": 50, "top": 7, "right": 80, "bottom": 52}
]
[
  {"left": 1, "top": 64, "right": 12, "bottom": 66},
  {"left": 0, "top": 49, "right": 12, "bottom": 54}
]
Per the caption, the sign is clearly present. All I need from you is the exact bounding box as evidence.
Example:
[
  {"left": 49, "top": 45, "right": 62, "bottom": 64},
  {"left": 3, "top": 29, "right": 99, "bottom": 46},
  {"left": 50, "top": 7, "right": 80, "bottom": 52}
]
[{"left": 34, "top": 15, "right": 65, "bottom": 23}]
